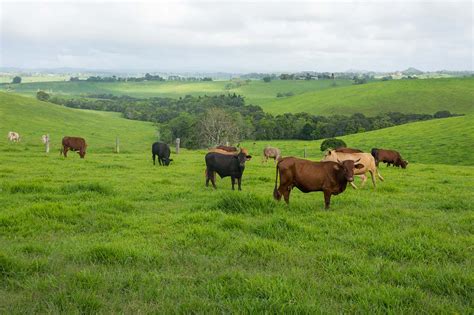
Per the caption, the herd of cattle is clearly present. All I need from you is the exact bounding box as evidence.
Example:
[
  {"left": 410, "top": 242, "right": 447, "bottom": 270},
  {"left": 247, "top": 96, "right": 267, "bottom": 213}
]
[{"left": 7, "top": 131, "right": 408, "bottom": 209}]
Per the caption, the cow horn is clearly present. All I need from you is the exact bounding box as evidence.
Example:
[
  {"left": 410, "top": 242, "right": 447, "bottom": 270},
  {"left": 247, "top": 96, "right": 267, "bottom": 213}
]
[
  {"left": 337, "top": 159, "right": 342, "bottom": 164},
  {"left": 355, "top": 158, "right": 361, "bottom": 163}
]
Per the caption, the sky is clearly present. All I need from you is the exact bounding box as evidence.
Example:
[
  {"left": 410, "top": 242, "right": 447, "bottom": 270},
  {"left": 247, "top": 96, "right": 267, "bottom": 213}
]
[{"left": 0, "top": 0, "right": 472, "bottom": 73}]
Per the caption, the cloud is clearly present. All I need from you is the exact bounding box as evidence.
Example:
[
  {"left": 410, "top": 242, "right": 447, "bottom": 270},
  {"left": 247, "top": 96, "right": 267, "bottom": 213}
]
[{"left": 0, "top": 0, "right": 472, "bottom": 72}]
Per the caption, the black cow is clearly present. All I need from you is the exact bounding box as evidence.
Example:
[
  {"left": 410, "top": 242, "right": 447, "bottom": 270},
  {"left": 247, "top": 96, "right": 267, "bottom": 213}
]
[
  {"left": 205, "top": 150, "right": 252, "bottom": 190},
  {"left": 152, "top": 142, "right": 173, "bottom": 166}
]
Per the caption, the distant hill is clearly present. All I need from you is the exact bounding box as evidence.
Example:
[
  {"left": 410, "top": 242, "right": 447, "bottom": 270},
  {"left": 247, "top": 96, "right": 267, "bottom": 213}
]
[
  {"left": 402, "top": 67, "right": 424, "bottom": 75},
  {"left": 243, "top": 114, "right": 474, "bottom": 166},
  {"left": 260, "top": 78, "right": 474, "bottom": 116},
  {"left": 0, "top": 92, "right": 156, "bottom": 153}
]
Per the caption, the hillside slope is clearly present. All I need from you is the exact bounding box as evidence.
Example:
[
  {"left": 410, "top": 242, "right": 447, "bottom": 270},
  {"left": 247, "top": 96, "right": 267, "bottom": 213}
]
[
  {"left": 243, "top": 114, "right": 474, "bottom": 166},
  {"left": 261, "top": 78, "right": 474, "bottom": 115},
  {"left": 2, "top": 79, "right": 353, "bottom": 105},
  {"left": 0, "top": 92, "right": 156, "bottom": 153}
]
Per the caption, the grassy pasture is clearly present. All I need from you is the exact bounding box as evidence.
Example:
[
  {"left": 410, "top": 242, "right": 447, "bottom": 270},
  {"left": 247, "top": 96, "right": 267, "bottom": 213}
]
[
  {"left": 3, "top": 78, "right": 473, "bottom": 117},
  {"left": 261, "top": 78, "right": 474, "bottom": 115},
  {"left": 1, "top": 79, "right": 353, "bottom": 107},
  {"left": 0, "top": 91, "right": 473, "bottom": 313}
]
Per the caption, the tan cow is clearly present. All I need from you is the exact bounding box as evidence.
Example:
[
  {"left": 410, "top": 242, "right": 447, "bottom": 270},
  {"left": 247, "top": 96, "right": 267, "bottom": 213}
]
[
  {"left": 7, "top": 131, "right": 20, "bottom": 142},
  {"left": 322, "top": 149, "right": 384, "bottom": 189},
  {"left": 263, "top": 146, "right": 281, "bottom": 164}
]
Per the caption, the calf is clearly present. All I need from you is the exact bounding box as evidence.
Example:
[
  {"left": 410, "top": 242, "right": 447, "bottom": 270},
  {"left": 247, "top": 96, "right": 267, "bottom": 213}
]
[
  {"left": 274, "top": 157, "right": 364, "bottom": 209},
  {"left": 205, "top": 149, "right": 252, "bottom": 190},
  {"left": 152, "top": 142, "right": 173, "bottom": 166},
  {"left": 7, "top": 131, "right": 20, "bottom": 142},
  {"left": 371, "top": 148, "right": 408, "bottom": 169},
  {"left": 322, "top": 150, "right": 383, "bottom": 188},
  {"left": 263, "top": 146, "right": 281, "bottom": 164},
  {"left": 61, "top": 136, "right": 87, "bottom": 158}
]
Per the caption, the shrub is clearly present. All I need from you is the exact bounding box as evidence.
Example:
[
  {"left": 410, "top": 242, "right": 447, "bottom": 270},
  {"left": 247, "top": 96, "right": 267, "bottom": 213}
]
[
  {"left": 36, "top": 91, "right": 50, "bottom": 101},
  {"left": 320, "top": 138, "right": 346, "bottom": 151},
  {"left": 434, "top": 110, "right": 452, "bottom": 119}
]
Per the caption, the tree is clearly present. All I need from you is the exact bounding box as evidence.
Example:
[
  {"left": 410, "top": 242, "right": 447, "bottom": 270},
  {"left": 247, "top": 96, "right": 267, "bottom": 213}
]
[
  {"left": 263, "top": 76, "right": 272, "bottom": 83},
  {"left": 198, "top": 108, "right": 240, "bottom": 147},
  {"left": 12, "top": 76, "right": 21, "bottom": 84},
  {"left": 36, "top": 91, "right": 50, "bottom": 101},
  {"left": 320, "top": 138, "right": 346, "bottom": 151}
]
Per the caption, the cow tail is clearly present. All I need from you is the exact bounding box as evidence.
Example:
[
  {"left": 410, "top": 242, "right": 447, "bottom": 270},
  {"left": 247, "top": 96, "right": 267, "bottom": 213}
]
[{"left": 273, "top": 163, "right": 281, "bottom": 200}]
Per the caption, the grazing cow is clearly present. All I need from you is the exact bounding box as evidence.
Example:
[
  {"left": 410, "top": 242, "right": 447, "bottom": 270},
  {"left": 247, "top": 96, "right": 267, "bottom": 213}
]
[
  {"left": 322, "top": 150, "right": 384, "bottom": 189},
  {"left": 263, "top": 146, "right": 281, "bottom": 164},
  {"left": 371, "top": 148, "right": 408, "bottom": 169},
  {"left": 274, "top": 157, "right": 365, "bottom": 209},
  {"left": 7, "top": 131, "right": 20, "bottom": 142},
  {"left": 152, "top": 142, "right": 173, "bottom": 166},
  {"left": 205, "top": 149, "right": 252, "bottom": 190},
  {"left": 335, "top": 147, "right": 363, "bottom": 153},
  {"left": 61, "top": 136, "right": 87, "bottom": 158}
]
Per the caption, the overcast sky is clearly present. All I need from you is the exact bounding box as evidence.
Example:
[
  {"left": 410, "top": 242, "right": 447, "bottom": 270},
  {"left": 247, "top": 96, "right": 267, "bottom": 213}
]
[{"left": 1, "top": 0, "right": 472, "bottom": 72}]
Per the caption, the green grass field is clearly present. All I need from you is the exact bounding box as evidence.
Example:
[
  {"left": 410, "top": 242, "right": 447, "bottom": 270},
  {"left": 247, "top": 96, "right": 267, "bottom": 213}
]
[
  {"left": 3, "top": 78, "right": 473, "bottom": 117},
  {"left": 1, "top": 79, "right": 353, "bottom": 107},
  {"left": 0, "top": 91, "right": 473, "bottom": 312},
  {"left": 261, "top": 78, "right": 474, "bottom": 115}
]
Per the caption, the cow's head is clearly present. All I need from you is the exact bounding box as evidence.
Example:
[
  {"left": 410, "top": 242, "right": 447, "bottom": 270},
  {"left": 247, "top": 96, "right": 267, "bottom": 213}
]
[
  {"left": 235, "top": 151, "right": 251, "bottom": 168},
  {"left": 336, "top": 158, "right": 364, "bottom": 182},
  {"left": 163, "top": 158, "right": 173, "bottom": 166},
  {"left": 400, "top": 159, "right": 408, "bottom": 169},
  {"left": 240, "top": 148, "right": 252, "bottom": 161}
]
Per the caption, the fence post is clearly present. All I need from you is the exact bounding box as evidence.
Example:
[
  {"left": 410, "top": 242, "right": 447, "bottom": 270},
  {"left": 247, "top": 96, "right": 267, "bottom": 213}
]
[
  {"left": 45, "top": 134, "right": 50, "bottom": 153},
  {"left": 175, "top": 138, "right": 180, "bottom": 154},
  {"left": 115, "top": 137, "right": 120, "bottom": 153}
]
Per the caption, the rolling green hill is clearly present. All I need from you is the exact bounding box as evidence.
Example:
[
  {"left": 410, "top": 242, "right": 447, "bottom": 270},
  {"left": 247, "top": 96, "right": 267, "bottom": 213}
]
[
  {"left": 0, "top": 92, "right": 156, "bottom": 153},
  {"left": 242, "top": 114, "right": 474, "bottom": 166},
  {"left": 260, "top": 78, "right": 474, "bottom": 115},
  {"left": 2, "top": 79, "right": 353, "bottom": 106}
]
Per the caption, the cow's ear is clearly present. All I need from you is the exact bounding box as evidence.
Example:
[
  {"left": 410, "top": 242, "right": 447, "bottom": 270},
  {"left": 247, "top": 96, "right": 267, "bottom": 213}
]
[
  {"left": 354, "top": 163, "right": 365, "bottom": 169},
  {"left": 327, "top": 150, "right": 331, "bottom": 155},
  {"left": 169, "top": 159, "right": 173, "bottom": 161},
  {"left": 246, "top": 155, "right": 252, "bottom": 159}
]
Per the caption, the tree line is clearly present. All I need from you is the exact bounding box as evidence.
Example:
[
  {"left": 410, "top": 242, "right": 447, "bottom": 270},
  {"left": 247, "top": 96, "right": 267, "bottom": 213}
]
[{"left": 43, "top": 91, "right": 460, "bottom": 148}]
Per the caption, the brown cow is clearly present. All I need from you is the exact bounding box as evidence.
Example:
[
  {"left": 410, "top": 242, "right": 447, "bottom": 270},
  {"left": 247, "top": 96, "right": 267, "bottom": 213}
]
[
  {"left": 335, "top": 147, "right": 363, "bottom": 153},
  {"left": 262, "top": 146, "right": 281, "bottom": 164},
  {"left": 208, "top": 147, "right": 250, "bottom": 158},
  {"left": 322, "top": 150, "right": 384, "bottom": 189},
  {"left": 274, "top": 157, "right": 364, "bottom": 209},
  {"left": 371, "top": 148, "right": 408, "bottom": 168},
  {"left": 215, "top": 145, "right": 238, "bottom": 152},
  {"left": 61, "top": 136, "right": 87, "bottom": 158}
]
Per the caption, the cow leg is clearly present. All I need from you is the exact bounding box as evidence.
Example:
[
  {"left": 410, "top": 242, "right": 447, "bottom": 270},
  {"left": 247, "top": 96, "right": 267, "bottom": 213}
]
[
  {"left": 369, "top": 170, "right": 376, "bottom": 188},
  {"left": 158, "top": 157, "right": 162, "bottom": 166},
  {"left": 323, "top": 190, "right": 332, "bottom": 209},
  {"left": 210, "top": 171, "right": 217, "bottom": 189},
  {"left": 377, "top": 169, "right": 384, "bottom": 181},
  {"left": 283, "top": 187, "right": 291, "bottom": 204},
  {"left": 360, "top": 174, "right": 368, "bottom": 188},
  {"left": 63, "top": 146, "right": 68, "bottom": 157},
  {"left": 237, "top": 177, "right": 242, "bottom": 191},
  {"left": 153, "top": 154, "right": 156, "bottom": 165},
  {"left": 231, "top": 177, "right": 235, "bottom": 190}
]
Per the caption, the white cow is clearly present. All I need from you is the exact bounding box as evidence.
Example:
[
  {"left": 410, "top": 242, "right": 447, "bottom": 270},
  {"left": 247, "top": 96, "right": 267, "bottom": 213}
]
[
  {"left": 41, "top": 134, "right": 49, "bottom": 144},
  {"left": 7, "top": 131, "right": 20, "bottom": 142}
]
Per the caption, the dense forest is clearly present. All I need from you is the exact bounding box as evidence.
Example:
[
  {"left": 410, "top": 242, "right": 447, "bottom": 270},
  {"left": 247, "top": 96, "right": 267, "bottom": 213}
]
[{"left": 45, "top": 92, "right": 458, "bottom": 148}]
